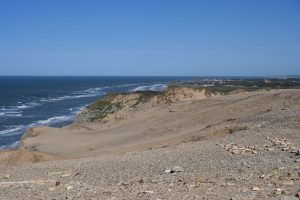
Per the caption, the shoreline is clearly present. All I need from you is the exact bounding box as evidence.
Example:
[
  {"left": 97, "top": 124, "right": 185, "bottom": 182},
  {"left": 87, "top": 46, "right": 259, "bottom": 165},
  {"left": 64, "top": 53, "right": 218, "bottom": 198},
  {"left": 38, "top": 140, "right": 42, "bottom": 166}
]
[
  {"left": 0, "top": 87, "right": 300, "bottom": 199},
  {"left": 1, "top": 87, "right": 299, "bottom": 164},
  {"left": 0, "top": 87, "right": 299, "bottom": 199}
]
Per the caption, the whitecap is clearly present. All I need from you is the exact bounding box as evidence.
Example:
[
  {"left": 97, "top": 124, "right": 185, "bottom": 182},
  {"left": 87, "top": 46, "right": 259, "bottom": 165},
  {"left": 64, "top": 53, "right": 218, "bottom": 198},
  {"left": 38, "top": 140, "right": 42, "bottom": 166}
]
[
  {"left": 33, "top": 115, "right": 73, "bottom": 126},
  {"left": 131, "top": 84, "right": 167, "bottom": 92},
  {"left": 0, "top": 127, "right": 23, "bottom": 135},
  {"left": 0, "top": 141, "right": 21, "bottom": 150},
  {"left": 0, "top": 112, "right": 22, "bottom": 117}
]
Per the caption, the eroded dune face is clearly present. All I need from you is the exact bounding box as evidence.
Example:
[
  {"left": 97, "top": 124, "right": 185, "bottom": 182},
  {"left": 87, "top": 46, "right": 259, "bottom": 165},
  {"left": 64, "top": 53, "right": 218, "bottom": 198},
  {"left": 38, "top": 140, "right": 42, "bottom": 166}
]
[{"left": 75, "top": 86, "right": 212, "bottom": 123}]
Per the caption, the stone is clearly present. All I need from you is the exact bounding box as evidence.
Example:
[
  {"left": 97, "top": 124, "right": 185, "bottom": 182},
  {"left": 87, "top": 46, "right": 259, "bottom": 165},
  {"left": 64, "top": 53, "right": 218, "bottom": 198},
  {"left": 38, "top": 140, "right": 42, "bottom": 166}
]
[
  {"left": 296, "top": 149, "right": 300, "bottom": 156},
  {"left": 164, "top": 169, "right": 172, "bottom": 174},
  {"left": 280, "top": 180, "right": 294, "bottom": 186},
  {"left": 252, "top": 150, "right": 258, "bottom": 154},
  {"left": 55, "top": 181, "right": 61, "bottom": 186},
  {"left": 266, "top": 147, "right": 274, "bottom": 151},
  {"left": 0, "top": 174, "right": 10, "bottom": 179},
  {"left": 171, "top": 166, "right": 184, "bottom": 173},
  {"left": 66, "top": 186, "right": 73, "bottom": 191},
  {"left": 144, "top": 190, "right": 154, "bottom": 194},
  {"left": 227, "top": 182, "right": 235, "bottom": 186},
  {"left": 231, "top": 150, "right": 241, "bottom": 155},
  {"left": 252, "top": 187, "right": 260, "bottom": 191},
  {"left": 231, "top": 146, "right": 239, "bottom": 150},
  {"left": 275, "top": 188, "right": 284, "bottom": 195},
  {"left": 61, "top": 173, "right": 71, "bottom": 177},
  {"left": 48, "top": 187, "right": 55, "bottom": 191}
]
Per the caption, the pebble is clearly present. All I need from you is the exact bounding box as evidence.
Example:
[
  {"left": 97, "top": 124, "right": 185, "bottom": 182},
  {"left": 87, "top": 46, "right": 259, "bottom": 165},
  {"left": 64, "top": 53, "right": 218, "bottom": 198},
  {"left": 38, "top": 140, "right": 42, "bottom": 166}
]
[
  {"left": 226, "top": 182, "right": 235, "bottom": 186},
  {"left": 0, "top": 174, "right": 10, "bottom": 179},
  {"left": 55, "top": 181, "right": 61, "bottom": 186},
  {"left": 172, "top": 166, "right": 184, "bottom": 172},
  {"left": 144, "top": 190, "right": 154, "bottom": 194},
  {"left": 61, "top": 173, "right": 71, "bottom": 178},
  {"left": 66, "top": 186, "right": 73, "bottom": 191},
  {"left": 280, "top": 180, "right": 294, "bottom": 186},
  {"left": 165, "top": 166, "right": 184, "bottom": 173},
  {"left": 252, "top": 187, "right": 260, "bottom": 191},
  {"left": 48, "top": 172, "right": 64, "bottom": 176},
  {"left": 275, "top": 188, "right": 284, "bottom": 195}
]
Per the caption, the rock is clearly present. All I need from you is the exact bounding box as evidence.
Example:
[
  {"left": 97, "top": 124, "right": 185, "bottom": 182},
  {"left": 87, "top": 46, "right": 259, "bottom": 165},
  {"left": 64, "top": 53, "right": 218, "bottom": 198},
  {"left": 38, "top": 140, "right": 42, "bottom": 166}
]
[
  {"left": 164, "top": 169, "right": 172, "bottom": 174},
  {"left": 280, "top": 180, "right": 294, "bottom": 186},
  {"left": 280, "top": 196, "right": 298, "bottom": 200},
  {"left": 48, "top": 187, "right": 55, "bottom": 191},
  {"left": 55, "top": 181, "right": 61, "bottom": 186},
  {"left": 265, "top": 169, "right": 279, "bottom": 179},
  {"left": 252, "top": 187, "right": 260, "bottom": 191},
  {"left": 296, "top": 149, "right": 300, "bottom": 156},
  {"left": 143, "top": 190, "right": 154, "bottom": 194},
  {"left": 61, "top": 173, "right": 71, "bottom": 177},
  {"left": 231, "top": 150, "right": 241, "bottom": 155},
  {"left": 66, "top": 186, "right": 73, "bottom": 191},
  {"left": 266, "top": 147, "right": 274, "bottom": 151},
  {"left": 0, "top": 174, "right": 10, "bottom": 179},
  {"left": 275, "top": 188, "right": 284, "bottom": 195},
  {"left": 231, "top": 146, "right": 239, "bottom": 150},
  {"left": 227, "top": 182, "right": 235, "bottom": 186},
  {"left": 252, "top": 150, "right": 258, "bottom": 154},
  {"left": 171, "top": 166, "right": 184, "bottom": 173},
  {"left": 48, "top": 172, "right": 64, "bottom": 176}
]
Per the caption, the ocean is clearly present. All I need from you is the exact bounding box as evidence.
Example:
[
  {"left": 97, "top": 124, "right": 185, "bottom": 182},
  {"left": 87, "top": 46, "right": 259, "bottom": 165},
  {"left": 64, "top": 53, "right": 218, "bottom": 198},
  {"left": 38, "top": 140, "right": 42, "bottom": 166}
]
[{"left": 0, "top": 76, "right": 196, "bottom": 150}]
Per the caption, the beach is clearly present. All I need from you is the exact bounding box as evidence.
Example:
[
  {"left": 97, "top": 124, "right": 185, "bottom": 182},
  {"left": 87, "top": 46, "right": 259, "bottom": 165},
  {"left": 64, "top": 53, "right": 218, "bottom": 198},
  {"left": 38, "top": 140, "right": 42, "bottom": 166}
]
[{"left": 0, "top": 88, "right": 299, "bottom": 199}]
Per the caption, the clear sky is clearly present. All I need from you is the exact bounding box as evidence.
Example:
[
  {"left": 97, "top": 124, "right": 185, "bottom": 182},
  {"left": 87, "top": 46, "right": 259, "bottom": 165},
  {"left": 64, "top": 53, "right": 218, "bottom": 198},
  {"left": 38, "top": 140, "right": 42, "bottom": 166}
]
[{"left": 0, "top": 0, "right": 299, "bottom": 76}]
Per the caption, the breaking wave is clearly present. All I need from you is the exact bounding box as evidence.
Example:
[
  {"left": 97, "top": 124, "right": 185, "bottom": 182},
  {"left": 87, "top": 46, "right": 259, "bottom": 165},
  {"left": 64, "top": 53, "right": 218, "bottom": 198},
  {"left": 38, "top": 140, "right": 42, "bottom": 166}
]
[{"left": 131, "top": 84, "right": 167, "bottom": 92}]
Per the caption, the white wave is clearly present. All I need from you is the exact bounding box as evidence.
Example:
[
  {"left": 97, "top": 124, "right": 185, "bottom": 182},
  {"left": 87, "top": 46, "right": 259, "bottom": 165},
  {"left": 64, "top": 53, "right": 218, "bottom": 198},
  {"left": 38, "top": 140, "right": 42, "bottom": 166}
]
[
  {"left": 0, "top": 112, "right": 22, "bottom": 117},
  {"left": 0, "top": 127, "right": 22, "bottom": 135},
  {"left": 115, "top": 83, "right": 139, "bottom": 88},
  {"left": 17, "top": 102, "right": 41, "bottom": 109},
  {"left": 131, "top": 84, "right": 167, "bottom": 92},
  {"left": 0, "top": 141, "right": 21, "bottom": 150},
  {"left": 10, "top": 141, "right": 20, "bottom": 149},
  {"left": 33, "top": 115, "right": 73, "bottom": 126},
  {"left": 39, "top": 88, "right": 106, "bottom": 103},
  {"left": 17, "top": 105, "right": 29, "bottom": 109},
  {"left": 0, "top": 102, "right": 41, "bottom": 113}
]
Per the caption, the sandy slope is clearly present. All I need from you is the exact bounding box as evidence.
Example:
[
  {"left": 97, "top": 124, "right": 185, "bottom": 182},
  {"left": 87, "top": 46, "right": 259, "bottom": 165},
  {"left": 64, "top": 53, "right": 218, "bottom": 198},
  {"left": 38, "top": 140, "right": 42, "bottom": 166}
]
[{"left": 0, "top": 89, "right": 299, "bottom": 199}]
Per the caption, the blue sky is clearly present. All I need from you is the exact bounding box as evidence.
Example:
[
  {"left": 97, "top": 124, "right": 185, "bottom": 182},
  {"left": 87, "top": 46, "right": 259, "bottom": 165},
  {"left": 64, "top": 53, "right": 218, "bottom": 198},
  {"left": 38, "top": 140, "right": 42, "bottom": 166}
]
[{"left": 0, "top": 0, "right": 299, "bottom": 76}]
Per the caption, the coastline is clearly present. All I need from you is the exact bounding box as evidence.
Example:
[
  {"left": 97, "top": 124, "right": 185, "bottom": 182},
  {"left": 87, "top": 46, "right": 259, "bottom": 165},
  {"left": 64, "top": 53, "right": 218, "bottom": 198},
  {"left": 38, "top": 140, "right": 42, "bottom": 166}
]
[{"left": 0, "top": 86, "right": 299, "bottom": 199}]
